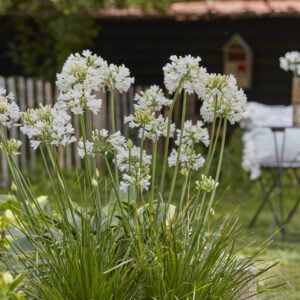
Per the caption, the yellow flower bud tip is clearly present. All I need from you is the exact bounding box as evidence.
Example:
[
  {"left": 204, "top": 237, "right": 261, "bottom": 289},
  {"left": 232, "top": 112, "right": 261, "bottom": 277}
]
[
  {"left": 95, "top": 169, "right": 100, "bottom": 178},
  {"left": 2, "top": 272, "right": 13, "bottom": 285}
]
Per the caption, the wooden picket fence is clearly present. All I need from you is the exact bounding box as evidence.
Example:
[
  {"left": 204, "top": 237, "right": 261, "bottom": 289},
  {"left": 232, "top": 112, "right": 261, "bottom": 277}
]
[{"left": 0, "top": 76, "right": 199, "bottom": 187}]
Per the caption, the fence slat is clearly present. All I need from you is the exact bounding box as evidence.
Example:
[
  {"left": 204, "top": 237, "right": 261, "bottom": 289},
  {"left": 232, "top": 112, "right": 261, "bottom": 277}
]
[
  {"left": 44, "top": 81, "right": 53, "bottom": 105},
  {"left": 36, "top": 80, "right": 44, "bottom": 105}
]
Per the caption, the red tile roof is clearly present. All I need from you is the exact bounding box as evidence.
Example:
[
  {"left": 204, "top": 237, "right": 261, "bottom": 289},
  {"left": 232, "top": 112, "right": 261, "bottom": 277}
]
[{"left": 94, "top": 1, "right": 300, "bottom": 21}]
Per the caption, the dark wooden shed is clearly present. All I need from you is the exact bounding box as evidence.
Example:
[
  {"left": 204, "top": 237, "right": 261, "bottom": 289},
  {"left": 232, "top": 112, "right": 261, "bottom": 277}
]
[{"left": 92, "top": 0, "right": 300, "bottom": 105}]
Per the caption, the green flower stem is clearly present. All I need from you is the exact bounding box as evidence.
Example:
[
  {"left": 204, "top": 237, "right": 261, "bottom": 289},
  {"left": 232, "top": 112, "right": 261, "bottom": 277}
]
[
  {"left": 127, "top": 148, "right": 131, "bottom": 207},
  {"left": 204, "top": 96, "right": 219, "bottom": 175},
  {"left": 138, "top": 127, "right": 145, "bottom": 203},
  {"left": 179, "top": 141, "right": 194, "bottom": 211},
  {"left": 45, "top": 145, "right": 78, "bottom": 230},
  {"left": 86, "top": 111, "right": 101, "bottom": 208},
  {"left": 159, "top": 87, "right": 180, "bottom": 197},
  {"left": 110, "top": 90, "right": 120, "bottom": 190},
  {"left": 79, "top": 115, "right": 93, "bottom": 191},
  {"left": 151, "top": 140, "right": 158, "bottom": 201},
  {"left": 168, "top": 91, "right": 187, "bottom": 203},
  {"left": 204, "top": 118, "right": 222, "bottom": 176},
  {"left": 0, "top": 131, "right": 60, "bottom": 241},
  {"left": 104, "top": 154, "right": 135, "bottom": 239},
  {"left": 205, "top": 117, "right": 227, "bottom": 222}
]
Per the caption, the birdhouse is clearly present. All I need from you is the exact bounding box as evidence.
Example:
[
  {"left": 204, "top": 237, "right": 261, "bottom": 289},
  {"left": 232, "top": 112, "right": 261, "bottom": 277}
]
[{"left": 223, "top": 34, "right": 253, "bottom": 89}]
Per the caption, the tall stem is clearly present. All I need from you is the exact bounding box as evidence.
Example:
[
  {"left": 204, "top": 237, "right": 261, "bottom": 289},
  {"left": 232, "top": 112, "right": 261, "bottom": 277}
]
[
  {"left": 79, "top": 115, "right": 93, "bottom": 189},
  {"left": 110, "top": 90, "right": 119, "bottom": 189},
  {"left": 205, "top": 117, "right": 227, "bottom": 222},
  {"left": 204, "top": 96, "right": 218, "bottom": 175},
  {"left": 179, "top": 142, "right": 194, "bottom": 211},
  {"left": 204, "top": 118, "right": 222, "bottom": 176},
  {"left": 159, "top": 88, "right": 180, "bottom": 196},
  {"left": 138, "top": 127, "right": 145, "bottom": 203},
  {"left": 168, "top": 92, "right": 187, "bottom": 203},
  {"left": 151, "top": 140, "right": 158, "bottom": 201}
]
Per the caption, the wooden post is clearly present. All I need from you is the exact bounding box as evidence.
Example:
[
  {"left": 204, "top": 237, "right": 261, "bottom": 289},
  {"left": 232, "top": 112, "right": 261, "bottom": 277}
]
[{"left": 292, "top": 77, "right": 300, "bottom": 126}]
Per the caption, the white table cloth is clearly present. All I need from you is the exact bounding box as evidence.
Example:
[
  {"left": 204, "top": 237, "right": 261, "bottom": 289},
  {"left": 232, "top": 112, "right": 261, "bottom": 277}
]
[{"left": 241, "top": 102, "right": 300, "bottom": 180}]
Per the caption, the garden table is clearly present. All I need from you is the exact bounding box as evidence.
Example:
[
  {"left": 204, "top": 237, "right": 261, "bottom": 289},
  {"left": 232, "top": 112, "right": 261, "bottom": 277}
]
[
  {"left": 248, "top": 125, "right": 300, "bottom": 238},
  {"left": 241, "top": 103, "right": 300, "bottom": 240}
]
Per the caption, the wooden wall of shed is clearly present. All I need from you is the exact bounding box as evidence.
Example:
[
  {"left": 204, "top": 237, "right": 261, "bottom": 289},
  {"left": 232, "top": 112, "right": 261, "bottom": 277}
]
[
  {"left": 91, "top": 17, "right": 300, "bottom": 105},
  {"left": 0, "top": 16, "right": 299, "bottom": 105}
]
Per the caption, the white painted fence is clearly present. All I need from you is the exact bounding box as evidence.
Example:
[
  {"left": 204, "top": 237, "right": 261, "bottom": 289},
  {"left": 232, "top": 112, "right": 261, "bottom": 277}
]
[{"left": 0, "top": 76, "right": 199, "bottom": 187}]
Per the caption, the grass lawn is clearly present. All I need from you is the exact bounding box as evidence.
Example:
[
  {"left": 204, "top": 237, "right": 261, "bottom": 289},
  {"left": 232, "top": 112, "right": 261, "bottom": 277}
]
[
  {"left": 218, "top": 192, "right": 300, "bottom": 299},
  {"left": 215, "top": 129, "right": 300, "bottom": 299}
]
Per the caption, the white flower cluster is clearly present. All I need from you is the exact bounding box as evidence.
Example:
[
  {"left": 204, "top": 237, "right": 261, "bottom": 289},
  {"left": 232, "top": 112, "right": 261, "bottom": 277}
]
[
  {"left": 56, "top": 50, "right": 134, "bottom": 115},
  {"left": 139, "top": 114, "right": 175, "bottom": 142},
  {"left": 0, "top": 87, "right": 20, "bottom": 128},
  {"left": 195, "top": 175, "right": 219, "bottom": 193},
  {"left": 200, "top": 74, "right": 247, "bottom": 124},
  {"left": 163, "top": 55, "right": 208, "bottom": 96},
  {"left": 124, "top": 107, "right": 155, "bottom": 129},
  {"left": 56, "top": 50, "right": 108, "bottom": 115},
  {"left": 168, "top": 147, "right": 205, "bottom": 175},
  {"left": 21, "top": 105, "right": 76, "bottom": 150},
  {"left": 77, "top": 130, "right": 125, "bottom": 158},
  {"left": 168, "top": 120, "right": 209, "bottom": 174},
  {"left": 115, "top": 145, "right": 151, "bottom": 192},
  {"left": 0, "top": 138, "right": 22, "bottom": 155},
  {"left": 279, "top": 51, "right": 300, "bottom": 75},
  {"left": 104, "top": 64, "right": 135, "bottom": 93},
  {"left": 175, "top": 120, "right": 209, "bottom": 147},
  {"left": 125, "top": 86, "right": 175, "bottom": 142},
  {"left": 134, "top": 85, "right": 172, "bottom": 111}
]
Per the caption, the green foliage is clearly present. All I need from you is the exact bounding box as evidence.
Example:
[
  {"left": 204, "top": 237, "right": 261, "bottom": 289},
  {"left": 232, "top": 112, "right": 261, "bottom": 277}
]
[{"left": 2, "top": 0, "right": 99, "bottom": 79}]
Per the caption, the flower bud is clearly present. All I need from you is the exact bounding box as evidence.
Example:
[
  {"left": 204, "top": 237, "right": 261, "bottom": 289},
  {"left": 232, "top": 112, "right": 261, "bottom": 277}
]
[
  {"left": 126, "top": 138, "right": 133, "bottom": 150},
  {"left": 2, "top": 272, "right": 13, "bottom": 285},
  {"left": 91, "top": 178, "right": 98, "bottom": 187},
  {"left": 11, "top": 181, "right": 17, "bottom": 192}
]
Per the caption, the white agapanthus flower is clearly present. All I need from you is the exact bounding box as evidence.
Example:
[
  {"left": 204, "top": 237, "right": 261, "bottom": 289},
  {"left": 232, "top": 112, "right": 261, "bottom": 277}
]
[
  {"left": 134, "top": 85, "right": 172, "bottom": 112},
  {"left": 115, "top": 145, "right": 151, "bottom": 192},
  {"left": 108, "top": 131, "right": 126, "bottom": 150},
  {"left": 124, "top": 108, "right": 155, "bottom": 129},
  {"left": 175, "top": 120, "right": 209, "bottom": 147},
  {"left": 104, "top": 63, "right": 134, "bottom": 93},
  {"left": 77, "top": 139, "right": 94, "bottom": 158},
  {"left": 279, "top": 51, "right": 300, "bottom": 75},
  {"left": 56, "top": 50, "right": 108, "bottom": 115},
  {"left": 0, "top": 87, "right": 20, "bottom": 128},
  {"left": 163, "top": 55, "right": 208, "bottom": 95},
  {"left": 200, "top": 74, "right": 247, "bottom": 124},
  {"left": 77, "top": 130, "right": 125, "bottom": 158},
  {"left": 125, "top": 86, "right": 175, "bottom": 142},
  {"left": 0, "top": 138, "right": 22, "bottom": 155},
  {"left": 195, "top": 175, "right": 219, "bottom": 193},
  {"left": 21, "top": 105, "right": 76, "bottom": 150},
  {"left": 138, "top": 114, "right": 176, "bottom": 142},
  {"left": 168, "top": 146, "right": 205, "bottom": 174}
]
